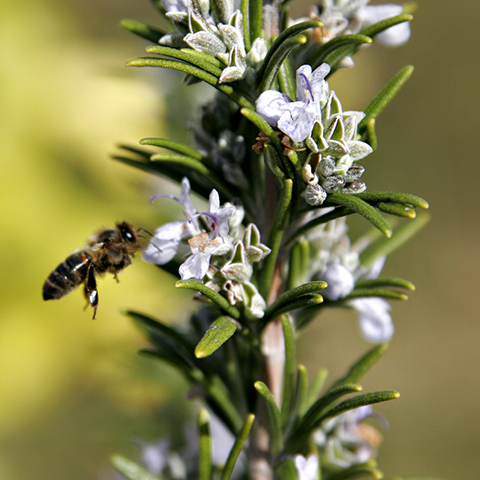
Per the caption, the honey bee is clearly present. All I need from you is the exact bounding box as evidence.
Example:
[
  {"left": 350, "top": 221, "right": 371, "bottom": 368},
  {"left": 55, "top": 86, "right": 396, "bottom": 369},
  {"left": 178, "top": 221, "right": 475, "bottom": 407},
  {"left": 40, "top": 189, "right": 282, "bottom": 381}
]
[{"left": 43, "top": 222, "right": 141, "bottom": 318}]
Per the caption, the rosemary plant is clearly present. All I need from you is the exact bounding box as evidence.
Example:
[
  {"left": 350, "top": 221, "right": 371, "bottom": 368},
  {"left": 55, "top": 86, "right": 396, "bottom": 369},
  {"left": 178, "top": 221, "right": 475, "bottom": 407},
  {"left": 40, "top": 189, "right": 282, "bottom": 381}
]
[{"left": 106, "top": 1, "right": 432, "bottom": 479}]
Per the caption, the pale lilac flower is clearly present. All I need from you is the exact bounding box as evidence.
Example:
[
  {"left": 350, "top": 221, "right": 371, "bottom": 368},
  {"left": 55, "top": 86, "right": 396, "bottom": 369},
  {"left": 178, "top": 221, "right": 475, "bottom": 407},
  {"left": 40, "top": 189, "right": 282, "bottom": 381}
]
[
  {"left": 321, "top": 263, "right": 355, "bottom": 300},
  {"left": 256, "top": 63, "right": 331, "bottom": 142},
  {"left": 316, "top": 405, "right": 382, "bottom": 469},
  {"left": 349, "top": 297, "right": 394, "bottom": 343},
  {"left": 294, "top": 454, "right": 319, "bottom": 480},
  {"left": 179, "top": 189, "right": 235, "bottom": 280},
  {"left": 142, "top": 177, "right": 198, "bottom": 265},
  {"left": 356, "top": 4, "right": 411, "bottom": 46}
]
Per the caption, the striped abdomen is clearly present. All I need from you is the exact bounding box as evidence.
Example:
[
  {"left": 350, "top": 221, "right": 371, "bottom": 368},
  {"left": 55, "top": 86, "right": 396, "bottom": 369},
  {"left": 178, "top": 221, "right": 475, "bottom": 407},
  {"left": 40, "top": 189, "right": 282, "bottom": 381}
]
[{"left": 43, "top": 251, "right": 91, "bottom": 301}]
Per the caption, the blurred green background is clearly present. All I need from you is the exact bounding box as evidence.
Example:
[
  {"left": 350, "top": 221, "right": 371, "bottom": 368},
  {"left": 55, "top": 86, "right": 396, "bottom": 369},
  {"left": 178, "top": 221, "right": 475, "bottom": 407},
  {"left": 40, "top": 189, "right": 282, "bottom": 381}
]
[{"left": 0, "top": 0, "right": 478, "bottom": 478}]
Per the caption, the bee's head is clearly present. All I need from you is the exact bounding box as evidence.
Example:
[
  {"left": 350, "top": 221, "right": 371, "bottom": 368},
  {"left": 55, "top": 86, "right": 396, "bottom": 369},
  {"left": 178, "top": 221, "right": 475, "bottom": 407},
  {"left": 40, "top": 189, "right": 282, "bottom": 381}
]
[{"left": 116, "top": 222, "right": 140, "bottom": 245}]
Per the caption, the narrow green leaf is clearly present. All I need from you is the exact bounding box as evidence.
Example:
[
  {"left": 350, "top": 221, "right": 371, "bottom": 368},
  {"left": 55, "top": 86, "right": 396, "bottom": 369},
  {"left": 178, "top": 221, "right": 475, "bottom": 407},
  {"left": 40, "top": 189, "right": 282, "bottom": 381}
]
[
  {"left": 150, "top": 152, "right": 211, "bottom": 172},
  {"left": 360, "top": 213, "right": 431, "bottom": 269},
  {"left": 127, "top": 310, "right": 195, "bottom": 352},
  {"left": 248, "top": 0, "right": 263, "bottom": 45},
  {"left": 311, "top": 34, "right": 372, "bottom": 69},
  {"left": 377, "top": 202, "right": 416, "bottom": 218},
  {"left": 240, "top": 0, "right": 251, "bottom": 51},
  {"left": 360, "top": 13, "right": 413, "bottom": 40},
  {"left": 281, "top": 315, "right": 296, "bottom": 426},
  {"left": 126, "top": 57, "right": 254, "bottom": 109},
  {"left": 259, "top": 35, "right": 307, "bottom": 92},
  {"left": 195, "top": 316, "right": 238, "bottom": 358},
  {"left": 329, "top": 344, "right": 389, "bottom": 391},
  {"left": 198, "top": 410, "right": 212, "bottom": 480},
  {"left": 145, "top": 45, "right": 223, "bottom": 77},
  {"left": 354, "top": 191, "right": 429, "bottom": 209},
  {"left": 359, "top": 65, "right": 414, "bottom": 130},
  {"left": 265, "top": 281, "right": 327, "bottom": 318},
  {"left": 277, "top": 56, "right": 296, "bottom": 100},
  {"left": 286, "top": 238, "right": 310, "bottom": 290},
  {"left": 285, "top": 206, "right": 352, "bottom": 247},
  {"left": 260, "top": 179, "right": 293, "bottom": 299},
  {"left": 355, "top": 277, "right": 415, "bottom": 291},
  {"left": 306, "top": 368, "right": 328, "bottom": 408},
  {"left": 111, "top": 455, "right": 161, "bottom": 480},
  {"left": 326, "top": 193, "right": 393, "bottom": 237},
  {"left": 140, "top": 137, "right": 204, "bottom": 160},
  {"left": 257, "top": 20, "right": 322, "bottom": 90},
  {"left": 327, "top": 461, "right": 382, "bottom": 480},
  {"left": 320, "top": 390, "right": 400, "bottom": 423},
  {"left": 254, "top": 381, "right": 283, "bottom": 453},
  {"left": 292, "top": 384, "right": 362, "bottom": 440},
  {"left": 347, "top": 288, "right": 408, "bottom": 301},
  {"left": 292, "top": 364, "right": 309, "bottom": 419},
  {"left": 363, "top": 117, "right": 378, "bottom": 150},
  {"left": 120, "top": 19, "right": 166, "bottom": 43},
  {"left": 207, "top": 375, "right": 244, "bottom": 434},
  {"left": 176, "top": 279, "right": 241, "bottom": 320},
  {"left": 271, "top": 294, "right": 324, "bottom": 318},
  {"left": 221, "top": 414, "right": 255, "bottom": 480}
]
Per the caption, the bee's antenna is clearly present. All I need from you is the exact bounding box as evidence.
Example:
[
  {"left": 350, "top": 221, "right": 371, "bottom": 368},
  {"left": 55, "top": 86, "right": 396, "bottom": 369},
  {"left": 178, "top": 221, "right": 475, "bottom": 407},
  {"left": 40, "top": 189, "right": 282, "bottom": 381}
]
[{"left": 137, "top": 227, "right": 163, "bottom": 253}]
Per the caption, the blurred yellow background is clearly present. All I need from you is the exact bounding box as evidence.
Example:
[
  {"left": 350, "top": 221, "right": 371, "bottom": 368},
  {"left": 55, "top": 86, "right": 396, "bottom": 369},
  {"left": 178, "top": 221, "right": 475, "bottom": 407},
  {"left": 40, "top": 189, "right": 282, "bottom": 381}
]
[{"left": 0, "top": 0, "right": 478, "bottom": 479}]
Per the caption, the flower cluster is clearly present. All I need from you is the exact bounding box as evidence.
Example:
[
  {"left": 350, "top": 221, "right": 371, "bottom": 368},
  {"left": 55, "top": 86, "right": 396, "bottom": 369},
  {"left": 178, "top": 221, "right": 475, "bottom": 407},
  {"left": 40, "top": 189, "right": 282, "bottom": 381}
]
[
  {"left": 257, "top": 63, "right": 372, "bottom": 205},
  {"left": 160, "top": 0, "right": 267, "bottom": 82}
]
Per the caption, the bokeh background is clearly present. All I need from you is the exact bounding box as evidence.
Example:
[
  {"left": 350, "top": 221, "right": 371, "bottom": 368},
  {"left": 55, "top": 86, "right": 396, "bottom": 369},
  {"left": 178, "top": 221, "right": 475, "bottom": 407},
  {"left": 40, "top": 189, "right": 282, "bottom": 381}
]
[{"left": 0, "top": 0, "right": 478, "bottom": 478}]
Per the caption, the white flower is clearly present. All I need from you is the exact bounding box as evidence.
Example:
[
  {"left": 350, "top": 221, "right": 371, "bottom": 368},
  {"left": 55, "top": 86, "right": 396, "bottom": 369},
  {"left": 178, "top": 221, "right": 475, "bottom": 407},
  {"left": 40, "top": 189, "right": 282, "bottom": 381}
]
[
  {"left": 321, "top": 263, "right": 355, "bottom": 300},
  {"left": 294, "top": 454, "right": 319, "bottom": 480},
  {"left": 356, "top": 4, "right": 411, "bottom": 47},
  {"left": 256, "top": 63, "right": 331, "bottom": 142},
  {"left": 349, "top": 297, "right": 394, "bottom": 343},
  {"left": 142, "top": 177, "right": 198, "bottom": 265},
  {"left": 179, "top": 189, "right": 235, "bottom": 280}
]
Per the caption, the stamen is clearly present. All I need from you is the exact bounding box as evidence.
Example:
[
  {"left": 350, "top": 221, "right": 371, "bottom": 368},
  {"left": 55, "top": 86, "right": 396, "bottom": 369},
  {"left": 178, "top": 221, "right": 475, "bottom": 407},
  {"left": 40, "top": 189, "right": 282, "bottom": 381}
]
[
  {"left": 150, "top": 193, "right": 183, "bottom": 205},
  {"left": 189, "top": 211, "right": 218, "bottom": 228}
]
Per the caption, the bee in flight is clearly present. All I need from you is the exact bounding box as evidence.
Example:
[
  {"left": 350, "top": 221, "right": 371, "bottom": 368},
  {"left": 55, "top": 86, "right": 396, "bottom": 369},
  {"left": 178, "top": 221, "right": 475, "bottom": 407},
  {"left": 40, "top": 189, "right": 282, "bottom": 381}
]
[{"left": 43, "top": 222, "right": 141, "bottom": 318}]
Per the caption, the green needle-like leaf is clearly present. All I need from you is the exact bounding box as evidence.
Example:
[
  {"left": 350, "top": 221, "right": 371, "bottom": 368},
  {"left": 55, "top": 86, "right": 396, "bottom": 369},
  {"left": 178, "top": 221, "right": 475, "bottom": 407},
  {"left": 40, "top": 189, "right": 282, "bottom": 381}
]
[
  {"left": 221, "top": 414, "right": 255, "bottom": 480},
  {"left": 198, "top": 410, "right": 213, "bottom": 480},
  {"left": 291, "top": 384, "right": 362, "bottom": 441},
  {"left": 195, "top": 316, "right": 238, "bottom": 358},
  {"left": 145, "top": 45, "right": 224, "bottom": 77},
  {"left": 265, "top": 281, "right": 327, "bottom": 318},
  {"left": 176, "top": 279, "right": 241, "bottom": 321},
  {"left": 311, "top": 34, "right": 372, "bottom": 69},
  {"left": 327, "top": 193, "right": 393, "bottom": 237},
  {"left": 320, "top": 390, "right": 400, "bottom": 423},
  {"left": 305, "top": 368, "right": 328, "bottom": 408},
  {"left": 111, "top": 455, "right": 162, "bottom": 480},
  {"left": 248, "top": 0, "right": 263, "bottom": 45},
  {"left": 140, "top": 137, "right": 204, "bottom": 160},
  {"left": 120, "top": 19, "right": 166, "bottom": 43},
  {"left": 360, "top": 13, "right": 413, "bottom": 40},
  {"left": 126, "top": 57, "right": 253, "bottom": 109},
  {"left": 258, "top": 20, "right": 322, "bottom": 89},
  {"left": 277, "top": 56, "right": 296, "bottom": 100},
  {"left": 292, "top": 364, "right": 309, "bottom": 419},
  {"left": 378, "top": 202, "right": 417, "bottom": 218},
  {"left": 360, "top": 213, "right": 430, "bottom": 269},
  {"left": 355, "top": 191, "right": 429, "bottom": 210},
  {"left": 260, "top": 179, "right": 293, "bottom": 299},
  {"left": 271, "top": 294, "right": 324, "bottom": 318},
  {"left": 329, "top": 344, "right": 389, "bottom": 391},
  {"left": 327, "top": 461, "right": 382, "bottom": 480},
  {"left": 347, "top": 288, "right": 409, "bottom": 301},
  {"left": 359, "top": 65, "right": 414, "bottom": 131},
  {"left": 254, "top": 381, "right": 283, "bottom": 453},
  {"left": 355, "top": 277, "right": 415, "bottom": 291},
  {"left": 258, "top": 35, "right": 307, "bottom": 92},
  {"left": 281, "top": 315, "right": 296, "bottom": 426}
]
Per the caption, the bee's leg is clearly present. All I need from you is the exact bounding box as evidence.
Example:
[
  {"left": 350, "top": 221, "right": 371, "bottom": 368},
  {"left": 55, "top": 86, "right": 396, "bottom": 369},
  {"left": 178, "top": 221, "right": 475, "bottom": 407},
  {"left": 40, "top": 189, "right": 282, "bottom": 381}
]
[{"left": 83, "top": 263, "right": 99, "bottom": 319}]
